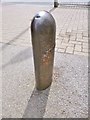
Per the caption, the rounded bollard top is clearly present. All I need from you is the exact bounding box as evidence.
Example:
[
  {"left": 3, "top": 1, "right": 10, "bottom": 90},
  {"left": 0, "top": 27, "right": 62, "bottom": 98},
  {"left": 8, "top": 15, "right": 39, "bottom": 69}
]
[
  {"left": 35, "top": 11, "right": 47, "bottom": 18},
  {"left": 31, "top": 11, "right": 56, "bottom": 53},
  {"left": 33, "top": 10, "right": 55, "bottom": 21},
  {"left": 31, "top": 11, "right": 56, "bottom": 34}
]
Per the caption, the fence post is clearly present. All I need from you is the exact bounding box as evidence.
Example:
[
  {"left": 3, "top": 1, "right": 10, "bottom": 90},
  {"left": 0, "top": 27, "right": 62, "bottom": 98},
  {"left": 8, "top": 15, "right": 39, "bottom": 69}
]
[{"left": 54, "top": 0, "right": 59, "bottom": 7}]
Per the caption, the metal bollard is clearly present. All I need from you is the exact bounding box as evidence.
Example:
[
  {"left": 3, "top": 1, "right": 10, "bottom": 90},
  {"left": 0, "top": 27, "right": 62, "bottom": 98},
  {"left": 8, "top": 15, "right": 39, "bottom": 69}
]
[
  {"left": 31, "top": 11, "right": 56, "bottom": 90},
  {"left": 54, "top": 0, "right": 59, "bottom": 7}
]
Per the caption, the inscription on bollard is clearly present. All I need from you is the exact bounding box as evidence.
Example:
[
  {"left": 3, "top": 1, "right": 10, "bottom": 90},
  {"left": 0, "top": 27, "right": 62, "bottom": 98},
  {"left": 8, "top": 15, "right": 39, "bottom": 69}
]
[{"left": 31, "top": 11, "right": 56, "bottom": 90}]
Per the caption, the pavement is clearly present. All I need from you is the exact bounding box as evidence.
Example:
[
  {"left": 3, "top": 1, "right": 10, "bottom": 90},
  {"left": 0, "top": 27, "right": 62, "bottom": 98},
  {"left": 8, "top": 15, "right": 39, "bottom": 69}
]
[{"left": 1, "top": 3, "right": 89, "bottom": 118}]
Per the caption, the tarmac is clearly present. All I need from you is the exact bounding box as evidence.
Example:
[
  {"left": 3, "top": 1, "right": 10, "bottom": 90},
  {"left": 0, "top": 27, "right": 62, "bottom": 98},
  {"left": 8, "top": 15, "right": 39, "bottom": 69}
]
[{"left": 1, "top": 3, "right": 89, "bottom": 118}]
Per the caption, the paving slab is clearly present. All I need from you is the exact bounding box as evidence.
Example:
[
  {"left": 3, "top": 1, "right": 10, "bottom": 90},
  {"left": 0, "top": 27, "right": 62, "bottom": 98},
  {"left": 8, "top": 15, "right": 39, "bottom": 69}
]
[
  {"left": 2, "top": 44, "right": 35, "bottom": 118},
  {"left": 51, "top": 7, "right": 88, "bottom": 56},
  {"left": 2, "top": 4, "right": 53, "bottom": 46},
  {"left": 2, "top": 43, "right": 88, "bottom": 118},
  {"left": 0, "top": 43, "right": 2, "bottom": 120},
  {"left": 44, "top": 52, "right": 88, "bottom": 118},
  {"left": 2, "top": 4, "right": 89, "bottom": 56},
  {"left": 0, "top": 4, "right": 2, "bottom": 119}
]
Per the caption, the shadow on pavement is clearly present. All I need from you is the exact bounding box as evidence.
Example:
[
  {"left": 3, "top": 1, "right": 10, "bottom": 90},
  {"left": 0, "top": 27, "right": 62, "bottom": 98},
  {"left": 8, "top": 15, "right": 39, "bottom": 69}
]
[
  {"left": 49, "top": 7, "right": 56, "bottom": 13},
  {"left": 2, "top": 27, "right": 29, "bottom": 50},
  {"left": 2, "top": 6, "right": 57, "bottom": 51},
  {"left": 2, "top": 47, "right": 32, "bottom": 69},
  {"left": 23, "top": 87, "right": 50, "bottom": 118},
  {"left": 2, "top": 6, "right": 57, "bottom": 69}
]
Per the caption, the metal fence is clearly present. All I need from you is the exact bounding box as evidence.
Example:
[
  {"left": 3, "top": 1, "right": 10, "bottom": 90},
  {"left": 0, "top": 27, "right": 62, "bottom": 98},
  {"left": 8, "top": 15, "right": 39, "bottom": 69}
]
[{"left": 59, "top": 1, "right": 90, "bottom": 8}]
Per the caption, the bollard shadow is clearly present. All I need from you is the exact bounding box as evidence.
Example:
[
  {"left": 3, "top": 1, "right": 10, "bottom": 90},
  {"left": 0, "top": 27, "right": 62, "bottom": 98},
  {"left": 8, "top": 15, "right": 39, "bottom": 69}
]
[{"left": 23, "top": 87, "right": 50, "bottom": 118}]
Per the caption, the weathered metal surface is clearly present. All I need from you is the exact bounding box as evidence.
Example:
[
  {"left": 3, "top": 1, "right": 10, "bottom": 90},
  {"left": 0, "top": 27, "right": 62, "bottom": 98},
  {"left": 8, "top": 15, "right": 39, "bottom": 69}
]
[{"left": 31, "top": 11, "right": 56, "bottom": 90}]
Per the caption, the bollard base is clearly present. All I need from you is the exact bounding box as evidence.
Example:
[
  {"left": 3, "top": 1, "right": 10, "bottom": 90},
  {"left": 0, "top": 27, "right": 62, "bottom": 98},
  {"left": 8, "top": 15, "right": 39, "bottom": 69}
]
[{"left": 36, "top": 80, "right": 52, "bottom": 91}]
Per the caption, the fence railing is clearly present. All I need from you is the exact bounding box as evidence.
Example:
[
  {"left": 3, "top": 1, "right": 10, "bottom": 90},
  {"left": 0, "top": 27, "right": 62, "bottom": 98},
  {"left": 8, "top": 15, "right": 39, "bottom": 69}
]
[
  {"left": 60, "top": 2, "right": 89, "bottom": 6},
  {"left": 60, "top": 2, "right": 88, "bottom": 4}
]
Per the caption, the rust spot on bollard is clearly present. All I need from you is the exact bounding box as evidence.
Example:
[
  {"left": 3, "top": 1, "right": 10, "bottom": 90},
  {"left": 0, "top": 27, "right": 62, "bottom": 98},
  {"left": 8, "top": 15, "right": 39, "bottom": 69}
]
[{"left": 42, "top": 45, "right": 55, "bottom": 65}]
